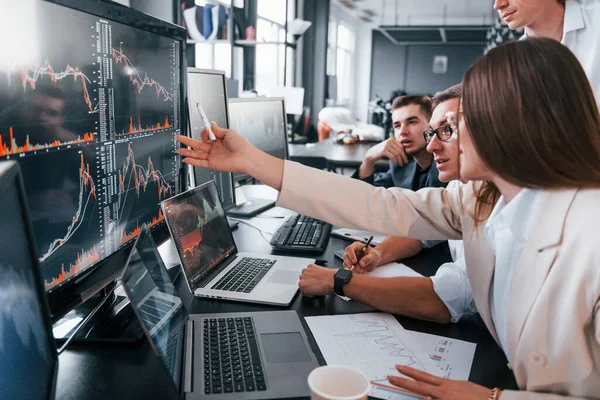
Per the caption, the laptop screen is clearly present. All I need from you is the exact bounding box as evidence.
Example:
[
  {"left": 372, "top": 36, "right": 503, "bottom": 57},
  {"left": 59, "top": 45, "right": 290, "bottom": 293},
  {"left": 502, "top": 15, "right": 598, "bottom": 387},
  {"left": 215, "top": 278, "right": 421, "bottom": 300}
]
[
  {"left": 0, "top": 163, "right": 57, "bottom": 400},
  {"left": 121, "top": 227, "right": 187, "bottom": 388},
  {"left": 162, "top": 181, "right": 237, "bottom": 291}
]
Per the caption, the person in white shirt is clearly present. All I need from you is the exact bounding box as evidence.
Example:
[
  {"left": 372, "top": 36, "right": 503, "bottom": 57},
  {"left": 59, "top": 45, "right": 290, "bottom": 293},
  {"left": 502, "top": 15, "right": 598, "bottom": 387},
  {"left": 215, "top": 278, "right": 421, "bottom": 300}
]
[
  {"left": 494, "top": 0, "right": 600, "bottom": 99},
  {"left": 298, "top": 84, "right": 477, "bottom": 324},
  {"left": 177, "top": 38, "right": 600, "bottom": 399}
]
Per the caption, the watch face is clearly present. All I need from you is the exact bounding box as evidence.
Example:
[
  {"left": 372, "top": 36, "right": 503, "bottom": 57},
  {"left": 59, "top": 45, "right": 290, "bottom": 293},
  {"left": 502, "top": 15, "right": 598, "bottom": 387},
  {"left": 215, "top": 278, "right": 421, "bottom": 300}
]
[{"left": 335, "top": 268, "right": 352, "bottom": 282}]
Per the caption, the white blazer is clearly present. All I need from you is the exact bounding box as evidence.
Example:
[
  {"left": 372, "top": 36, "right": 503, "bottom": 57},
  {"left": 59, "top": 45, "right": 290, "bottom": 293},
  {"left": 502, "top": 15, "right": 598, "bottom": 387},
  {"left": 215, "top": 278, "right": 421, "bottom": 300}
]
[{"left": 277, "top": 161, "right": 600, "bottom": 399}]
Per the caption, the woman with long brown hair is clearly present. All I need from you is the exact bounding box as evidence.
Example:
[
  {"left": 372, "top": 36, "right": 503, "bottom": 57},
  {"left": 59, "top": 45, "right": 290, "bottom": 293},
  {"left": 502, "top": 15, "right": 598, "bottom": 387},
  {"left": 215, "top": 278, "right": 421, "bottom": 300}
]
[{"left": 177, "top": 38, "right": 600, "bottom": 398}]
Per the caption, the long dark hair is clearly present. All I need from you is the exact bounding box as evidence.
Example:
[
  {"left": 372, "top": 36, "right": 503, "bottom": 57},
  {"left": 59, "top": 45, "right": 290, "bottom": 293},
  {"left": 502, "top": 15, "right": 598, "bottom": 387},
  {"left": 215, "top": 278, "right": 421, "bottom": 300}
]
[{"left": 462, "top": 38, "right": 600, "bottom": 222}]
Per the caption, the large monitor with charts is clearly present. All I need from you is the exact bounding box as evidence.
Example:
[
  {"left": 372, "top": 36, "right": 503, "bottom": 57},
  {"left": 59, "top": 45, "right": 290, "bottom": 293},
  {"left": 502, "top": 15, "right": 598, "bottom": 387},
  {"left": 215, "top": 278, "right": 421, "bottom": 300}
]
[
  {"left": 0, "top": 161, "right": 58, "bottom": 400},
  {"left": 0, "top": 0, "right": 186, "bottom": 320},
  {"left": 187, "top": 68, "right": 235, "bottom": 210},
  {"left": 228, "top": 97, "right": 288, "bottom": 183}
]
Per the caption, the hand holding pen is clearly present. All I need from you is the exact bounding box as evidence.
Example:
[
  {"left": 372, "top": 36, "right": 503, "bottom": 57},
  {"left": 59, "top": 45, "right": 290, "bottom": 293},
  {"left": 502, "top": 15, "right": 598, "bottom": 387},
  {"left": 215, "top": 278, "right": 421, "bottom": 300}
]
[{"left": 349, "top": 235, "right": 374, "bottom": 271}]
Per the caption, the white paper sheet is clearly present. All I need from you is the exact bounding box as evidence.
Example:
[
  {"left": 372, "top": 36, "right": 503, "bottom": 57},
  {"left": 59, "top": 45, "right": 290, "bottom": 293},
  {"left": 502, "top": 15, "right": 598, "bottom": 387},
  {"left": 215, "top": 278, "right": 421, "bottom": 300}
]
[
  {"left": 410, "top": 332, "right": 476, "bottom": 380},
  {"left": 330, "top": 228, "right": 386, "bottom": 245},
  {"left": 305, "top": 313, "right": 442, "bottom": 400},
  {"left": 367, "top": 263, "right": 423, "bottom": 278}
]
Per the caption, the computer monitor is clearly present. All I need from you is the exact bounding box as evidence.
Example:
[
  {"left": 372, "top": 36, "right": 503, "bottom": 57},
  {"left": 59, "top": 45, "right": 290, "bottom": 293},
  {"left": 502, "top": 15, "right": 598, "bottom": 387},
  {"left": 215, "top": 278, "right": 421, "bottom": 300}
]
[
  {"left": 0, "top": 0, "right": 186, "bottom": 320},
  {"left": 228, "top": 98, "right": 288, "bottom": 182},
  {"left": 0, "top": 161, "right": 58, "bottom": 400},
  {"left": 186, "top": 68, "right": 235, "bottom": 210}
]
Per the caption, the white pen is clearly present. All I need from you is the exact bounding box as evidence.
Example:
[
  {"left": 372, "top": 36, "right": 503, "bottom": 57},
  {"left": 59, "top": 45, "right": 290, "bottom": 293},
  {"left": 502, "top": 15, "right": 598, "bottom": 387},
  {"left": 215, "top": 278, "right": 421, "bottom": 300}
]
[{"left": 196, "top": 103, "right": 217, "bottom": 141}]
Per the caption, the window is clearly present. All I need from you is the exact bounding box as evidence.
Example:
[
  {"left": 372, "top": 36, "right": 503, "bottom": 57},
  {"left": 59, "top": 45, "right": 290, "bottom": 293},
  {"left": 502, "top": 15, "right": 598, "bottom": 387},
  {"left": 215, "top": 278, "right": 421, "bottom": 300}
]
[
  {"left": 195, "top": 43, "right": 232, "bottom": 77},
  {"left": 254, "top": 0, "right": 295, "bottom": 93},
  {"left": 327, "top": 20, "right": 355, "bottom": 106}
]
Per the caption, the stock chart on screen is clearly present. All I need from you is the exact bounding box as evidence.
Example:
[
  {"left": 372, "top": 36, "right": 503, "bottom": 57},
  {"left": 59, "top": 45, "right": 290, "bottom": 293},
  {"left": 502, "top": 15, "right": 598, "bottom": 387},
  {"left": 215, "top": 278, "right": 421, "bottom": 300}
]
[{"left": 0, "top": 2, "right": 181, "bottom": 292}]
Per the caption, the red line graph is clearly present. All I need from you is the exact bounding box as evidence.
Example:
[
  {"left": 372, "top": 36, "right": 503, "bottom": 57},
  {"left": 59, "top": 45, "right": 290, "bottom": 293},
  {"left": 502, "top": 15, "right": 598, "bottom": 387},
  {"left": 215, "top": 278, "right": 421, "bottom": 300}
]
[
  {"left": 7, "top": 60, "right": 100, "bottom": 114},
  {"left": 39, "top": 153, "right": 97, "bottom": 263},
  {"left": 115, "top": 115, "right": 172, "bottom": 136},
  {"left": 111, "top": 44, "right": 173, "bottom": 101},
  {"left": 0, "top": 127, "right": 96, "bottom": 157},
  {"left": 118, "top": 143, "right": 173, "bottom": 200},
  {"left": 181, "top": 229, "right": 202, "bottom": 257},
  {"left": 121, "top": 210, "right": 165, "bottom": 244},
  {"left": 44, "top": 245, "right": 100, "bottom": 291}
]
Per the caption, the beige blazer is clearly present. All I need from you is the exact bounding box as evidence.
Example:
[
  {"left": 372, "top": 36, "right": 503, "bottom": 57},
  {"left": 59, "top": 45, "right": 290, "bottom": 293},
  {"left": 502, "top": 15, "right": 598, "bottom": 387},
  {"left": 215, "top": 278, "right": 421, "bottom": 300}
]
[{"left": 277, "top": 161, "right": 600, "bottom": 400}]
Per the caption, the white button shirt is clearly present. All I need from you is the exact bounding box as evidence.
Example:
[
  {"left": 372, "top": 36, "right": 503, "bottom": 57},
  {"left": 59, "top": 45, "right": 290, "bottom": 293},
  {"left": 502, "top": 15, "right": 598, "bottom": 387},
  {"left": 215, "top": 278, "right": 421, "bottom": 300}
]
[
  {"left": 423, "top": 181, "right": 478, "bottom": 323},
  {"left": 484, "top": 188, "right": 541, "bottom": 363},
  {"left": 524, "top": 0, "right": 600, "bottom": 101}
]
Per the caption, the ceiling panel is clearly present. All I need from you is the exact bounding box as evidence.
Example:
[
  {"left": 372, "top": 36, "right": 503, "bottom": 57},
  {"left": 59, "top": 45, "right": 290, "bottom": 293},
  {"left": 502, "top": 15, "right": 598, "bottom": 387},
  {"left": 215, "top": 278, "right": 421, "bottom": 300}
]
[{"left": 335, "top": 0, "right": 495, "bottom": 26}]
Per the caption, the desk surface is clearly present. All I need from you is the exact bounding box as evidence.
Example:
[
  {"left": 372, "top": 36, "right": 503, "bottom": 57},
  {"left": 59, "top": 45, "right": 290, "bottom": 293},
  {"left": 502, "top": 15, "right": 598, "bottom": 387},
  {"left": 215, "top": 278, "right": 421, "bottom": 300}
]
[{"left": 56, "top": 192, "right": 517, "bottom": 399}]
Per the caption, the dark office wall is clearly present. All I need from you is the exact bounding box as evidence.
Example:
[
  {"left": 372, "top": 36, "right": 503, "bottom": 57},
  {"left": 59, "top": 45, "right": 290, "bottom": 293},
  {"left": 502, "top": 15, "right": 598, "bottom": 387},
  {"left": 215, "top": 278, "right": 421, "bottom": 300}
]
[
  {"left": 130, "top": 0, "right": 174, "bottom": 23},
  {"left": 369, "top": 30, "right": 484, "bottom": 98},
  {"left": 301, "top": 0, "right": 330, "bottom": 115}
]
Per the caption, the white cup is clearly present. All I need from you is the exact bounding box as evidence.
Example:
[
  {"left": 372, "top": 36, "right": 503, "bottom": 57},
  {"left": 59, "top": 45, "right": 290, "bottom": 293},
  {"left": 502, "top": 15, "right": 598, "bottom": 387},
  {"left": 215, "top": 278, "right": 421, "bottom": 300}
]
[{"left": 307, "top": 365, "right": 370, "bottom": 400}]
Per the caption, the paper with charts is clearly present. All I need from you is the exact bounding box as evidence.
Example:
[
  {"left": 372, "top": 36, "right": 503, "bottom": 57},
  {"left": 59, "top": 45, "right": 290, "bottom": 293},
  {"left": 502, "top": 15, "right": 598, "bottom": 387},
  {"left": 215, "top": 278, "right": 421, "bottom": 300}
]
[
  {"left": 305, "top": 313, "right": 443, "bottom": 400},
  {"left": 411, "top": 332, "right": 476, "bottom": 380}
]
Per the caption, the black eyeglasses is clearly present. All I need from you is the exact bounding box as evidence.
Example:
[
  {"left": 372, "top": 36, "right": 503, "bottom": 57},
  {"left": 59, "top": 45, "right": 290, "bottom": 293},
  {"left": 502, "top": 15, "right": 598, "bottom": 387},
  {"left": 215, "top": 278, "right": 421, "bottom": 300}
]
[{"left": 423, "top": 125, "right": 453, "bottom": 144}]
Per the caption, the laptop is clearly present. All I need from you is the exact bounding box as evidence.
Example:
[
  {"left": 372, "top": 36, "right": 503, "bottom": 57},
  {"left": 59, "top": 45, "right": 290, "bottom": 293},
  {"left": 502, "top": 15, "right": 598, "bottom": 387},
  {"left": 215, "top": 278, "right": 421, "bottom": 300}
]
[
  {"left": 161, "top": 181, "right": 313, "bottom": 306},
  {"left": 0, "top": 161, "right": 57, "bottom": 400},
  {"left": 121, "top": 226, "right": 319, "bottom": 399}
]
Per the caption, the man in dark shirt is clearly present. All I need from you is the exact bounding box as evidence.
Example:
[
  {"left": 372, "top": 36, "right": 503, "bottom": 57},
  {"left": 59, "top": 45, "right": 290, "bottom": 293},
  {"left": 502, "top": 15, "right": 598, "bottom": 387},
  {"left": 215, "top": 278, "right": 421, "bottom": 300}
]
[{"left": 353, "top": 95, "right": 445, "bottom": 190}]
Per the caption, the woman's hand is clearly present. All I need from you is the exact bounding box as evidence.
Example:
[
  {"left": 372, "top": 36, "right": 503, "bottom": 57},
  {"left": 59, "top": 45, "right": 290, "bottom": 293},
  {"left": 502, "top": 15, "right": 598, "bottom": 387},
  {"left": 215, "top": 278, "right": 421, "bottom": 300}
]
[
  {"left": 176, "top": 123, "right": 253, "bottom": 174},
  {"left": 388, "top": 366, "right": 494, "bottom": 400}
]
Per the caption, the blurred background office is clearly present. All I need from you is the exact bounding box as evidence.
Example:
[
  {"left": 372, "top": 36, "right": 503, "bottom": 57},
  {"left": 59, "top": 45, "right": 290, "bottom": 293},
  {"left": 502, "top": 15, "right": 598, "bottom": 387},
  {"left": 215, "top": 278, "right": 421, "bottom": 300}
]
[{"left": 119, "top": 0, "right": 518, "bottom": 144}]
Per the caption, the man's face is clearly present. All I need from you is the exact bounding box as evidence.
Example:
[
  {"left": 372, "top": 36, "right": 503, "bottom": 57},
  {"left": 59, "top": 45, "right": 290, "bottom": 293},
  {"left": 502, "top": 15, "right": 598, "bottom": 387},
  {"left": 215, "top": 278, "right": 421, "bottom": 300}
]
[
  {"left": 426, "top": 98, "right": 460, "bottom": 182},
  {"left": 29, "top": 94, "right": 65, "bottom": 129},
  {"left": 391, "top": 104, "right": 429, "bottom": 157},
  {"left": 493, "top": 0, "right": 549, "bottom": 30}
]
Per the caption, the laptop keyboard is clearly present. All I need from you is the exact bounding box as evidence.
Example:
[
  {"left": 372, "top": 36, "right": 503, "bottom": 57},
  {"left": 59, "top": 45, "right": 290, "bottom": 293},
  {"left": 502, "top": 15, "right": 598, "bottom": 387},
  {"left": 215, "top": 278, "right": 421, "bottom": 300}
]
[
  {"left": 163, "top": 333, "right": 179, "bottom": 376},
  {"left": 203, "top": 317, "right": 266, "bottom": 394},
  {"left": 211, "top": 257, "right": 276, "bottom": 293},
  {"left": 138, "top": 296, "right": 176, "bottom": 331}
]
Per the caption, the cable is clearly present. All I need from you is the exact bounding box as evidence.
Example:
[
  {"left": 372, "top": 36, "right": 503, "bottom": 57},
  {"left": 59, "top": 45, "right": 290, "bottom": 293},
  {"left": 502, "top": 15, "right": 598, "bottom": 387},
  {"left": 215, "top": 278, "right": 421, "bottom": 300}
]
[
  {"left": 56, "top": 288, "right": 114, "bottom": 355},
  {"left": 228, "top": 218, "right": 274, "bottom": 243}
]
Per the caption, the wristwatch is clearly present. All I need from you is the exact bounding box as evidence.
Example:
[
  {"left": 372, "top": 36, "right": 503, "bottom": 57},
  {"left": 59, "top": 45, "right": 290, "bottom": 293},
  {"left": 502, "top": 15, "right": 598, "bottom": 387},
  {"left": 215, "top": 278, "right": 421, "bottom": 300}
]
[{"left": 333, "top": 268, "right": 353, "bottom": 297}]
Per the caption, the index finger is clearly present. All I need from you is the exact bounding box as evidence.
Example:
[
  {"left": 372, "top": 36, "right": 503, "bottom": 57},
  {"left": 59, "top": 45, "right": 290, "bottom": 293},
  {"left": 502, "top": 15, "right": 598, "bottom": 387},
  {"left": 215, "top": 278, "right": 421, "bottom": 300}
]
[
  {"left": 345, "top": 245, "right": 358, "bottom": 264},
  {"left": 176, "top": 135, "right": 204, "bottom": 149},
  {"left": 395, "top": 365, "right": 444, "bottom": 386}
]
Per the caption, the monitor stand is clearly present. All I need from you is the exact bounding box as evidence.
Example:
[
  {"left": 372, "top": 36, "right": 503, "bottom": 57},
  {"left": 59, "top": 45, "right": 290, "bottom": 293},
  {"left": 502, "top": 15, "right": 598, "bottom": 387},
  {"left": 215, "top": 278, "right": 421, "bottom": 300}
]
[
  {"left": 227, "top": 186, "right": 275, "bottom": 217},
  {"left": 53, "top": 267, "right": 181, "bottom": 344},
  {"left": 53, "top": 283, "right": 142, "bottom": 344},
  {"left": 227, "top": 198, "right": 275, "bottom": 217}
]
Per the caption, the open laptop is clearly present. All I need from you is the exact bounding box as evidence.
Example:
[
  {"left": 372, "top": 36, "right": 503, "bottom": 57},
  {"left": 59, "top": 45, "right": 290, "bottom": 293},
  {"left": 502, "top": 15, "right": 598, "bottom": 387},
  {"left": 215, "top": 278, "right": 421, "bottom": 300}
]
[
  {"left": 0, "top": 161, "right": 57, "bottom": 400},
  {"left": 121, "top": 226, "right": 318, "bottom": 399},
  {"left": 161, "top": 181, "right": 313, "bottom": 306}
]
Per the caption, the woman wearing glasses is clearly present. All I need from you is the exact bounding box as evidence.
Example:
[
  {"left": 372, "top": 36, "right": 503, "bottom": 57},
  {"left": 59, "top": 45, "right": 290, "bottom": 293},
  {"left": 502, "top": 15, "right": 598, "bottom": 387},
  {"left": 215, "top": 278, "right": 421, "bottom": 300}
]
[{"left": 178, "top": 38, "right": 600, "bottom": 399}]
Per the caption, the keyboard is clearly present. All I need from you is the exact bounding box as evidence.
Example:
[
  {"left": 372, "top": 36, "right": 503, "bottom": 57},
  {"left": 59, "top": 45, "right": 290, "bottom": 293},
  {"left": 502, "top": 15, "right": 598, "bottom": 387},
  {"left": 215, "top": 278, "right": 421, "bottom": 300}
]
[
  {"left": 139, "top": 296, "right": 176, "bottom": 331},
  {"left": 163, "top": 333, "right": 179, "bottom": 377},
  {"left": 271, "top": 213, "right": 332, "bottom": 253},
  {"left": 211, "top": 257, "right": 276, "bottom": 293},
  {"left": 203, "top": 317, "right": 266, "bottom": 394}
]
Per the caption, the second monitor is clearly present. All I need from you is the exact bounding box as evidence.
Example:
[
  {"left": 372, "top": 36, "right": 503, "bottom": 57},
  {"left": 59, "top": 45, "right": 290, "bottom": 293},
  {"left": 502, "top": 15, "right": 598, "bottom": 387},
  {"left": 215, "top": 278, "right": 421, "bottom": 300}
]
[{"left": 227, "top": 97, "right": 288, "bottom": 217}]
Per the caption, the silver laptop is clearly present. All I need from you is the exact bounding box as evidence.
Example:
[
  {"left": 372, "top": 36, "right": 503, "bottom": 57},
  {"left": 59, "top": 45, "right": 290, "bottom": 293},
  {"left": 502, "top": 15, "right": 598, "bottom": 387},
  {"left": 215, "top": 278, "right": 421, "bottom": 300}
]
[
  {"left": 121, "top": 226, "right": 319, "bottom": 399},
  {"left": 161, "top": 181, "right": 313, "bottom": 306}
]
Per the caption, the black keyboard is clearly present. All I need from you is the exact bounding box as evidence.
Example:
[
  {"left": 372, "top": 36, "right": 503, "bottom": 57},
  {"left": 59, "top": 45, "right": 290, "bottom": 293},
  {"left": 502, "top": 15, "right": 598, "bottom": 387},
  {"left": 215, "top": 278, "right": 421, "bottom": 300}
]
[
  {"left": 211, "top": 257, "right": 275, "bottom": 293},
  {"left": 271, "top": 213, "right": 332, "bottom": 253},
  {"left": 203, "top": 317, "right": 266, "bottom": 394}
]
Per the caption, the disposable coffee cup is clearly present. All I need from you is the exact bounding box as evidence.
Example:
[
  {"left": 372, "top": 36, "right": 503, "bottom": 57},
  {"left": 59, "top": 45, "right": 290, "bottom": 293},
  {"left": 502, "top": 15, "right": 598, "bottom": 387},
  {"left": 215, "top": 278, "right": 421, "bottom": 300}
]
[{"left": 307, "top": 365, "right": 370, "bottom": 400}]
